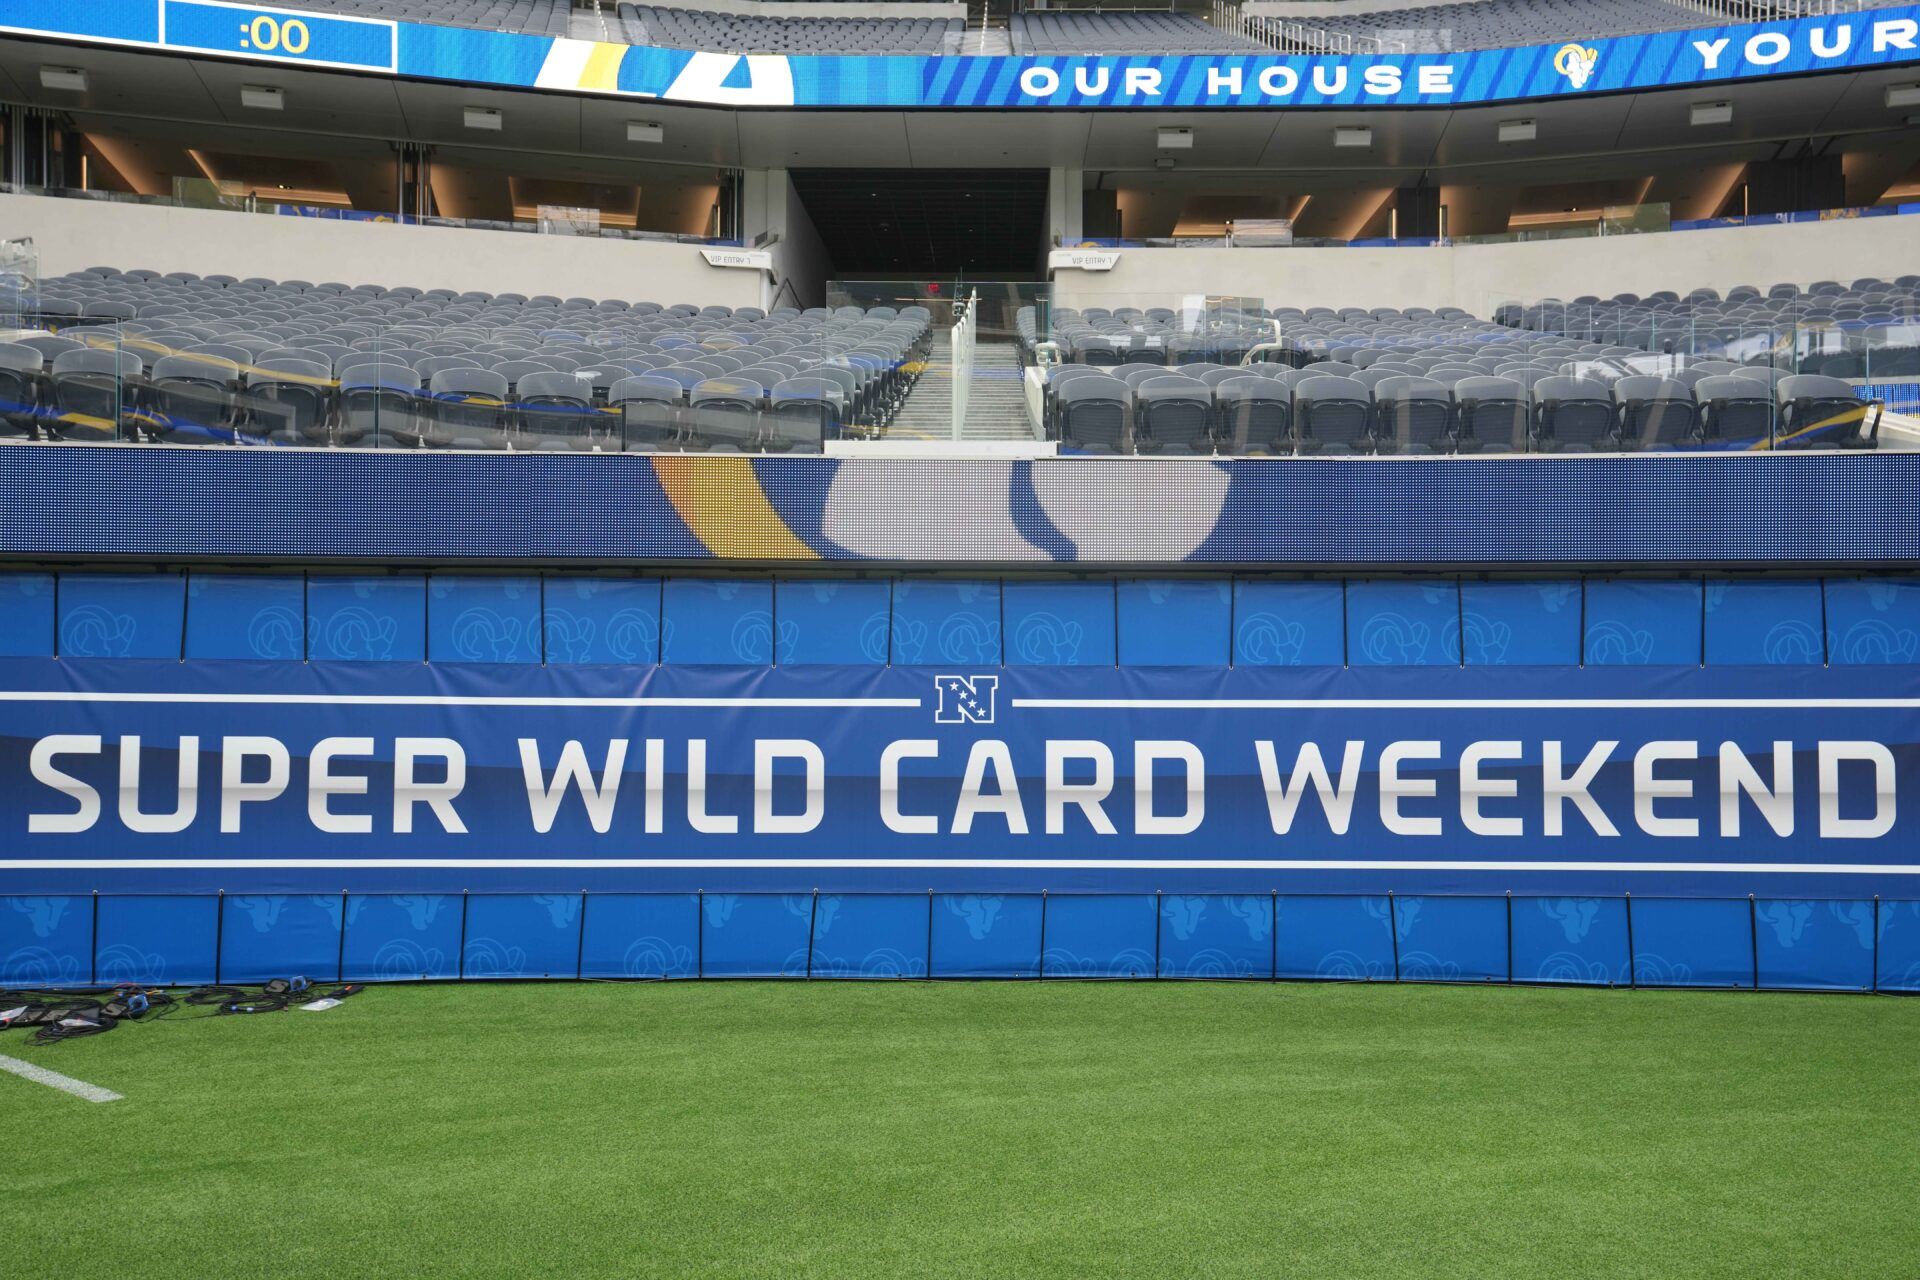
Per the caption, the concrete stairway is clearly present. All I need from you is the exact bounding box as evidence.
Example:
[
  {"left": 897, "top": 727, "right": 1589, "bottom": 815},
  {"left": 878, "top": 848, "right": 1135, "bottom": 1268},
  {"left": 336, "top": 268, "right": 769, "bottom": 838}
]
[
  {"left": 887, "top": 334, "right": 1036, "bottom": 442},
  {"left": 886, "top": 331, "right": 957, "bottom": 440}
]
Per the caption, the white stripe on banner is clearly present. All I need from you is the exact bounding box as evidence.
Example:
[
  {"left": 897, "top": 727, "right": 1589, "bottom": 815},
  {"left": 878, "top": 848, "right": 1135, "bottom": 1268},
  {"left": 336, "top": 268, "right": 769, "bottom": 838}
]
[
  {"left": 0, "top": 693, "right": 920, "bottom": 708},
  {"left": 4, "top": 859, "right": 1918, "bottom": 873},
  {"left": 1011, "top": 698, "right": 1920, "bottom": 710},
  {"left": 534, "top": 38, "right": 596, "bottom": 90},
  {"left": 0, "top": 693, "right": 1910, "bottom": 710},
  {"left": 0, "top": 1054, "right": 122, "bottom": 1103}
]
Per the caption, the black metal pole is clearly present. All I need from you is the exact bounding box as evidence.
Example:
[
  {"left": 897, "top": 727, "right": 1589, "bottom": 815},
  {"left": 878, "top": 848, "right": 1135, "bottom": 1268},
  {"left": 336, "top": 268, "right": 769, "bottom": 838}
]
[
  {"left": 806, "top": 890, "right": 818, "bottom": 980},
  {"left": 696, "top": 891, "right": 705, "bottom": 980},
  {"left": 457, "top": 890, "right": 469, "bottom": 980},
  {"left": 1873, "top": 895, "right": 1881, "bottom": 994},
  {"left": 1037, "top": 890, "right": 1047, "bottom": 981},
  {"left": 924, "top": 889, "right": 934, "bottom": 980},
  {"left": 89, "top": 890, "right": 99, "bottom": 987},
  {"left": 1748, "top": 893, "right": 1759, "bottom": 990},
  {"left": 1505, "top": 891, "right": 1514, "bottom": 984},
  {"left": 574, "top": 890, "right": 587, "bottom": 980},
  {"left": 213, "top": 890, "right": 226, "bottom": 985},
  {"left": 1387, "top": 890, "right": 1400, "bottom": 982},
  {"left": 337, "top": 889, "right": 348, "bottom": 982}
]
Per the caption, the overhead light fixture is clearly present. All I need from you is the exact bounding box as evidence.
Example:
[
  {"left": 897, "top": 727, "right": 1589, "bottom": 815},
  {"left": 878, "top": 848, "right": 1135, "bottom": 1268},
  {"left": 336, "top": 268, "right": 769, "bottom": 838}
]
[
  {"left": 627, "top": 121, "right": 664, "bottom": 144},
  {"left": 1690, "top": 101, "right": 1732, "bottom": 126},
  {"left": 1333, "top": 126, "right": 1372, "bottom": 148},
  {"left": 1886, "top": 83, "right": 1920, "bottom": 109},
  {"left": 1156, "top": 127, "right": 1193, "bottom": 151},
  {"left": 1155, "top": 157, "right": 1177, "bottom": 170},
  {"left": 1497, "top": 119, "right": 1536, "bottom": 143},
  {"left": 239, "top": 85, "right": 283, "bottom": 111},
  {"left": 39, "top": 66, "right": 87, "bottom": 93},
  {"left": 463, "top": 106, "right": 503, "bottom": 131}
]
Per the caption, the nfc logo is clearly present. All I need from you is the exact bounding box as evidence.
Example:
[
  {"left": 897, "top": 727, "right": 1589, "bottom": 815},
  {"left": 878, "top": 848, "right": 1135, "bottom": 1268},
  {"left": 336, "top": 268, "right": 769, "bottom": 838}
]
[{"left": 933, "top": 674, "right": 998, "bottom": 725}]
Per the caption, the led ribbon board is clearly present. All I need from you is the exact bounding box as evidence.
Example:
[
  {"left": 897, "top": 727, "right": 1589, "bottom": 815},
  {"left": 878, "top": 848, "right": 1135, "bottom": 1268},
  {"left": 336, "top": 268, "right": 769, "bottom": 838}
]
[
  {"left": 159, "top": 0, "right": 397, "bottom": 73},
  {"left": 0, "top": 0, "right": 1917, "bottom": 108}
]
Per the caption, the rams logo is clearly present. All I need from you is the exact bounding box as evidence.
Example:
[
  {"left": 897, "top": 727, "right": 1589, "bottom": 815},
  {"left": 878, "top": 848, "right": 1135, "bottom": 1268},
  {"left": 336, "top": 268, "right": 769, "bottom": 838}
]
[{"left": 1553, "top": 43, "right": 1599, "bottom": 90}]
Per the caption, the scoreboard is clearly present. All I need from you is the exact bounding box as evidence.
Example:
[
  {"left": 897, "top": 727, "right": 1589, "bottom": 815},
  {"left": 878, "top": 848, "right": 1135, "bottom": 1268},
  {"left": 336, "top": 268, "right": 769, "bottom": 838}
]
[{"left": 161, "top": 0, "right": 395, "bottom": 72}]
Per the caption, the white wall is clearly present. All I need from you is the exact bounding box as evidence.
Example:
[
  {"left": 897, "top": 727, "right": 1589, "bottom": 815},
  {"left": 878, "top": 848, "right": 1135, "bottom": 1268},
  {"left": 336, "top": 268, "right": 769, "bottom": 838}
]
[
  {"left": 0, "top": 192, "right": 766, "bottom": 308},
  {"left": 1052, "top": 213, "right": 1920, "bottom": 315}
]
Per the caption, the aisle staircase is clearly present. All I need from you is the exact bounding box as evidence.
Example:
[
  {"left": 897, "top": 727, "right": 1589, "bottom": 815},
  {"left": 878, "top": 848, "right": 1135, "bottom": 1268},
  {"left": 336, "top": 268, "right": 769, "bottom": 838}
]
[{"left": 886, "top": 335, "right": 1035, "bottom": 441}]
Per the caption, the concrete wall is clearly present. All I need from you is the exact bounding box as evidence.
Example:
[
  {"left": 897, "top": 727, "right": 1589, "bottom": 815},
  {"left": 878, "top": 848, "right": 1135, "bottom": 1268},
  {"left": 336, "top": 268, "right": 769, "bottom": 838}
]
[
  {"left": 0, "top": 191, "right": 766, "bottom": 308},
  {"left": 1051, "top": 213, "right": 1920, "bottom": 314}
]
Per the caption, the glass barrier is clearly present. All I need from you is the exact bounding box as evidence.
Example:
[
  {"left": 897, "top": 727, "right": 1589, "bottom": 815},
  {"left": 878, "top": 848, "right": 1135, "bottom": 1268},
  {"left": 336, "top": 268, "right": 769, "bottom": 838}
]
[
  {"left": 5, "top": 272, "right": 1912, "bottom": 457},
  {"left": 1021, "top": 290, "right": 1915, "bottom": 454},
  {"left": 824, "top": 281, "right": 1050, "bottom": 441},
  {"left": 0, "top": 278, "right": 935, "bottom": 453}
]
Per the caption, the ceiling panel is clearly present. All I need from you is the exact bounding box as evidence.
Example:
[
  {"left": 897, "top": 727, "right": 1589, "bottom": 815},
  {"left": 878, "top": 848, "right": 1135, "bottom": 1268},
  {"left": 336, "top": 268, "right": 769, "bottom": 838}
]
[
  {"left": 391, "top": 80, "right": 584, "bottom": 153},
  {"left": 1428, "top": 95, "right": 1636, "bottom": 168},
  {"left": 579, "top": 96, "right": 741, "bottom": 167},
  {"left": 188, "top": 59, "right": 407, "bottom": 137},
  {"left": 1258, "top": 109, "right": 1451, "bottom": 170},
  {"left": 1080, "top": 110, "right": 1279, "bottom": 169},
  {"left": 903, "top": 112, "right": 1093, "bottom": 167},
  {"left": 0, "top": 41, "right": 221, "bottom": 117},
  {"left": 738, "top": 111, "right": 912, "bottom": 167},
  {"left": 1614, "top": 76, "right": 1854, "bottom": 151}
]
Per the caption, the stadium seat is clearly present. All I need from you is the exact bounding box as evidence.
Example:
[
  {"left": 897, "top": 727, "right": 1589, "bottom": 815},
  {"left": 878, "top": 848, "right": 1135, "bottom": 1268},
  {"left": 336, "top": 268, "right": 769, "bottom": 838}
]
[
  {"left": 1532, "top": 376, "right": 1618, "bottom": 451},
  {"left": 1293, "top": 375, "right": 1374, "bottom": 455},
  {"left": 1777, "top": 375, "right": 1880, "bottom": 450}
]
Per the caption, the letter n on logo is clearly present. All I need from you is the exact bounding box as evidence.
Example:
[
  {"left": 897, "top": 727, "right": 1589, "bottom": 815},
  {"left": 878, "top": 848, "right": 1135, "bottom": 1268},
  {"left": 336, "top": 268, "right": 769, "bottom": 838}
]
[{"left": 934, "top": 674, "right": 998, "bottom": 725}]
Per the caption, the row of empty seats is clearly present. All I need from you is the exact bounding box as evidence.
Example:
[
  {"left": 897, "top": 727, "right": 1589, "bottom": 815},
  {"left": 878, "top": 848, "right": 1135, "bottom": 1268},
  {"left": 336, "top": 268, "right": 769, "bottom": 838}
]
[
  {"left": 3, "top": 268, "right": 933, "bottom": 451},
  {"left": 1010, "top": 11, "right": 1264, "bottom": 53},
  {"left": 1497, "top": 277, "right": 1920, "bottom": 377},
  {"left": 1257, "top": 0, "right": 1726, "bottom": 53},
  {"left": 1043, "top": 361, "right": 1880, "bottom": 455},
  {"left": 618, "top": 3, "right": 962, "bottom": 53},
  {"left": 265, "top": 0, "right": 573, "bottom": 36}
]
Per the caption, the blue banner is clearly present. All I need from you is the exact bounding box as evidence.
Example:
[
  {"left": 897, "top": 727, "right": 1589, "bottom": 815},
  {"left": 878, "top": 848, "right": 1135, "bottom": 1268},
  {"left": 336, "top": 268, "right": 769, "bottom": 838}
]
[
  {"left": 2, "top": 658, "right": 1914, "bottom": 897},
  {"left": 2, "top": 0, "right": 1917, "bottom": 109}
]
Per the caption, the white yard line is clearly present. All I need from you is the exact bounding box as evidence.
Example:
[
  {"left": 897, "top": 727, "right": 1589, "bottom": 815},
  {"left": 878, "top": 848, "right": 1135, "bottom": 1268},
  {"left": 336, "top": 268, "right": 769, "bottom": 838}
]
[{"left": 0, "top": 1053, "right": 121, "bottom": 1103}]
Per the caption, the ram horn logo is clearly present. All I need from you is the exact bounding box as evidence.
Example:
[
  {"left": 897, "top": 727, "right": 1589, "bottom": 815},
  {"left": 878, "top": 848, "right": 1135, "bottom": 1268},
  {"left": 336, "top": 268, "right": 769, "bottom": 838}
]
[{"left": 1553, "top": 43, "right": 1599, "bottom": 90}]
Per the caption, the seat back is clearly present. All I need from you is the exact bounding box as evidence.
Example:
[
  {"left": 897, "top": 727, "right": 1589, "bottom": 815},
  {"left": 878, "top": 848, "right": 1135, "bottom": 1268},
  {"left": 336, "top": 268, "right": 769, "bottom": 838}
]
[
  {"left": 149, "top": 354, "right": 241, "bottom": 441},
  {"left": 1694, "top": 375, "right": 1775, "bottom": 447},
  {"left": 0, "top": 342, "right": 44, "bottom": 434},
  {"left": 1533, "top": 375, "right": 1618, "bottom": 451},
  {"left": 516, "top": 371, "right": 601, "bottom": 449},
  {"left": 1778, "top": 374, "right": 1879, "bottom": 449},
  {"left": 1372, "top": 376, "right": 1454, "bottom": 453},
  {"left": 428, "top": 368, "right": 511, "bottom": 448},
  {"left": 337, "top": 363, "right": 423, "bottom": 447},
  {"left": 1614, "top": 375, "right": 1699, "bottom": 448},
  {"left": 1214, "top": 377, "right": 1290, "bottom": 454},
  {"left": 1293, "top": 374, "right": 1372, "bottom": 454},
  {"left": 245, "top": 359, "right": 331, "bottom": 445},
  {"left": 1056, "top": 374, "right": 1130, "bottom": 452},
  {"left": 1134, "top": 377, "right": 1213, "bottom": 453},
  {"left": 50, "top": 348, "right": 143, "bottom": 439},
  {"left": 1452, "top": 377, "right": 1528, "bottom": 453}
]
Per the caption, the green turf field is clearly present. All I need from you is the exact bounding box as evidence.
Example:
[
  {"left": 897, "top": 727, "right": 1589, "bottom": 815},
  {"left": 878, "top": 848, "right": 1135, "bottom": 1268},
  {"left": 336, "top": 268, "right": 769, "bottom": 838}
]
[{"left": 4, "top": 981, "right": 1917, "bottom": 1278}]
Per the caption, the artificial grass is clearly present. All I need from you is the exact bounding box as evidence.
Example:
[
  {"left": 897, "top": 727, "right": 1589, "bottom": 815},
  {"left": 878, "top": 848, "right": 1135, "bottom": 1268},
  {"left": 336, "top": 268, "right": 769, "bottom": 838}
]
[{"left": 2, "top": 981, "right": 1917, "bottom": 1278}]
